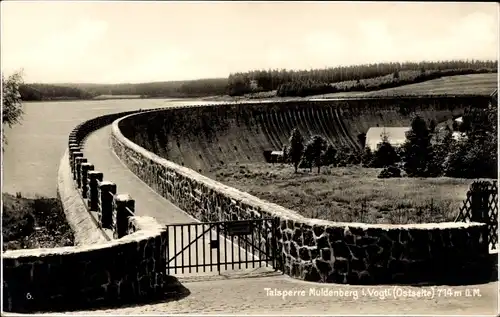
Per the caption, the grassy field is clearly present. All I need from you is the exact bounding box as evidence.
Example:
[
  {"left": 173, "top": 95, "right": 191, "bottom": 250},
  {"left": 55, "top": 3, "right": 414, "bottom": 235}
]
[
  {"left": 312, "top": 73, "right": 498, "bottom": 98},
  {"left": 206, "top": 73, "right": 498, "bottom": 101},
  {"left": 2, "top": 193, "right": 74, "bottom": 250},
  {"left": 210, "top": 163, "right": 475, "bottom": 225}
]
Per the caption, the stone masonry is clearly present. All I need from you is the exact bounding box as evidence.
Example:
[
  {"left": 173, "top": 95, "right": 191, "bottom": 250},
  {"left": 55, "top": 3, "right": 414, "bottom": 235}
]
[
  {"left": 112, "top": 110, "right": 490, "bottom": 285},
  {"left": 3, "top": 216, "right": 168, "bottom": 313}
]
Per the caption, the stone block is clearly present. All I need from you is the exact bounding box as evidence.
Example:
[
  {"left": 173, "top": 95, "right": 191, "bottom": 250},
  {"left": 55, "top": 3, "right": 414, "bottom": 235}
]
[
  {"left": 75, "top": 157, "right": 87, "bottom": 188},
  {"left": 80, "top": 163, "right": 94, "bottom": 199},
  {"left": 113, "top": 194, "right": 135, "bottom": 239},
  {"left": 87, "top": 171, "right": 103, "bottom": 211},
  {"left": 99, "top": 181, "right": 116, "bottom": 229}
]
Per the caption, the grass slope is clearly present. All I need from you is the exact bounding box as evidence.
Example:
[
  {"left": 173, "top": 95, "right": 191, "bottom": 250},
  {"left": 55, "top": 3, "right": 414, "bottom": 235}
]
[
  {"left": 2, "top": 193, "right": 74, "bottom": 251},
  {"left": 313, "top": 73, "right": 498, "bottom": 98},
  {"left": 206, "top": 73, "right": 498, "bottom": 101},
  {"left": 211, "top": 163, "right": 475, "bottom": 225}
]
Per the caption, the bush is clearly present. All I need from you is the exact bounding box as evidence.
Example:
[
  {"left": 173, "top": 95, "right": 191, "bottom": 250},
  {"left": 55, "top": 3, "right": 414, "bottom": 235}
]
[
  {"left": 2, "top": 193, "right": 74, "bottom": 251},
  {"left": 378, "top": 166, "right": 402, "bottom": 178},
  {"left": 361, "top": 147, "right": 374, "bottom": 167}
]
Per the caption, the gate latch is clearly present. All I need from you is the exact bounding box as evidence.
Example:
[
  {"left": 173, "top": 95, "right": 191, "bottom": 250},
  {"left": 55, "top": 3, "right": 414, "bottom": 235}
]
[{"left": 210, "top": 239, "right": 219, "bottom": 249}]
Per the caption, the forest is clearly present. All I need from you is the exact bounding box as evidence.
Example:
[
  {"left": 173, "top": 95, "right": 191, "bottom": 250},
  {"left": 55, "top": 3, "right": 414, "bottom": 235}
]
[
  {"left": 19, "top": 78, "right": 229, "bottom": 101},
  {"left": 18, "top": 59, "right": 498, "bottom": 101},
  {"left": 227, "top": 60, "right": 498, "bottom": 96}
]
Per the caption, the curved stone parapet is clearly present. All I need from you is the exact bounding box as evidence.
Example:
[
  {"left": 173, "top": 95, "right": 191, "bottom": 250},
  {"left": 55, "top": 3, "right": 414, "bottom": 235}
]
[
  {"left": 57, "top": 148, "right": 109, "bottom": 245},
  {"left": 111, "top": 106, "right": 490, "bottom": 285},
  {"left": 3, "top": 108, "right": 185, "bottom": 313},
  {"left": 2, "top": 213, "right": 168, "bottom": 313}
]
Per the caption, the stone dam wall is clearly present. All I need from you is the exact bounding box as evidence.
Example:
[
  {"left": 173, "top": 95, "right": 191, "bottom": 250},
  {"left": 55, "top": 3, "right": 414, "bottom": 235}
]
[
  {"left": 112, "top": 102, "right": 491, "bottom": 285},
  {"left": 119, "top": 96, "right": 490, "bottom": 174},
  {"left": 3, "top": 110, "right": 186, "bottom": 313},
  {"left": 2, "top": 99, "right": 494, "bottom": 313}
]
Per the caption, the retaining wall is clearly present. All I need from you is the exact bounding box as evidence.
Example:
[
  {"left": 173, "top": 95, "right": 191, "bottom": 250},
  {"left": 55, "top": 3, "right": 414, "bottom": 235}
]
[
  {"left": 112, "top": 107, "right": 491, "bottom": 285},
  {"left": 2, "top": 109, "right": 183, "bottom": 313}
]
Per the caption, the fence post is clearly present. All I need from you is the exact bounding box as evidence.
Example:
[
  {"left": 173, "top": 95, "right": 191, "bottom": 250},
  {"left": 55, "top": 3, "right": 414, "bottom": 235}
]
[
  {"left": 470, "top": 182, "right": 489, "bottom": 223},
  {"left": 113, "top": 194, "right": 135, "bottom": 239},
  {"left": 72, "top": 152, "right": 84, "bottom": 180},
  {"left": 69, "top": 146, "right": 80, "bottom": 173},
  {"left": 68, "top": 138, "right": 78, "bottom": 148},
  {"left": 99, "top": 181, "right": 116, "bottom": 229},
  {"left": 75, "top": 157, "right": 87, "bottom": 188},
  {"left": 87, "top": 171, "right": 103, "bottom": 211},
  {"left": 80, "top": 163, "right": 94, "bottom": 198}
]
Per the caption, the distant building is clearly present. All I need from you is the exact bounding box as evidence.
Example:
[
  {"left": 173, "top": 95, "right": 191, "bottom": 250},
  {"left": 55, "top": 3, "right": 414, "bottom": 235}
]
[
  {"left": 263, "top": 150, "right": 284, "bottom": 163},
  {"left": 365, "top": 127, "right": 410, "bottom": 152}
]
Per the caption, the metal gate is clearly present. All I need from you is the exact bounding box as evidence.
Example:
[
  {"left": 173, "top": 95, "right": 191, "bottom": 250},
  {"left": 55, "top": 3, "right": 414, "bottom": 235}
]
[
  {"left": 456, "top": 180, "right": 498, "bottom": 250},
  {"left": 166, "top": 218, "right": 282, "bottom": 275}
]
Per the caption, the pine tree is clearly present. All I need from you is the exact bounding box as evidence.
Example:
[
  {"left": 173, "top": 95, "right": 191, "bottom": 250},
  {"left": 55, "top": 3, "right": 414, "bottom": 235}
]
[
  {"left": 402, "top": 116, "right": 433, "bottom": 177},
  {"left": 288, "top": 128, "right": 304, "bottom": 173},
  {"left": 372, "top": 131, "right": 399, "bottom": 168},
  {"left": 304, "top": 135, "right": 328, "bottom": 173}
]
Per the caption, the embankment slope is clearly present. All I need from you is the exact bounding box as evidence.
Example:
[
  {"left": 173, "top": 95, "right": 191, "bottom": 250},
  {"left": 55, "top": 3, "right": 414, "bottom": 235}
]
[{"left": 119, "top": 96, "right": 490, "bottom": 175}]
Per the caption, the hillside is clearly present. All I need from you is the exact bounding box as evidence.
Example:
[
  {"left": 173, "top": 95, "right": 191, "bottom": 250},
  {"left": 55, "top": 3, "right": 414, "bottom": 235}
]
[{"left": 312, "top": 73, "right": 498, "bottom": 98}]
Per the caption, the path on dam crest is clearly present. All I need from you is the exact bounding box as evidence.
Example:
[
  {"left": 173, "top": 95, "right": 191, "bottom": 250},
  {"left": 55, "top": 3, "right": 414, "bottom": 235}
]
[{"left": 80, "top": 125, "right": 498, "bottom": 315}]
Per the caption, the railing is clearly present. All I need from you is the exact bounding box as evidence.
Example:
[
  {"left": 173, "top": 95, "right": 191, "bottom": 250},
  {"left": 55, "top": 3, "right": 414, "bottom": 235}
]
[
  {"left": 455, "top": 180, "right": 498, "bottom": 250},
  {"left": 68, "top": 120, "right": 137, "bottom": 240}
]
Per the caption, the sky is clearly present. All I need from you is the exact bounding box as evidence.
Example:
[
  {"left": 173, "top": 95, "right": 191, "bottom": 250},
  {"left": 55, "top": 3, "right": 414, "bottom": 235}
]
[{"left": 1, "top": 1, "right": 499, "bottom": 84}]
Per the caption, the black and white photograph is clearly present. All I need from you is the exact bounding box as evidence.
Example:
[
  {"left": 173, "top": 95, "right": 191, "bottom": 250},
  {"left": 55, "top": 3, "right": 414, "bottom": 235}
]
[{"left": 1, "top": 1, "right": 499, "bottom": 315}]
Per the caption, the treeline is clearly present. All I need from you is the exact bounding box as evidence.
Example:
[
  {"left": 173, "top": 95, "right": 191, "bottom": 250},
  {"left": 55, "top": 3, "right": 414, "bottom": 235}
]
[
  {"left": 281, "top": 101, "right": 497, "bottom": 179},
  {"left": 19, "top": 78, "right": 230, "bottom": 101},
  {"left": 227, "top": 59, "right": 498, "bottom": 96},
  {"left": 19, "top": 83, "right": 97, "bottom": 101},
  {"left": 61, "top": 78, "right": 229, "bottom": 98}
]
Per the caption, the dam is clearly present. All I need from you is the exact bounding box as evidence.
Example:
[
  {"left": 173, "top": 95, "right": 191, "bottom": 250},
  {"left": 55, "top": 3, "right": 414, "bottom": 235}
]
[{"left": 119, "top": 96, "right": 490, "bottom": 175}]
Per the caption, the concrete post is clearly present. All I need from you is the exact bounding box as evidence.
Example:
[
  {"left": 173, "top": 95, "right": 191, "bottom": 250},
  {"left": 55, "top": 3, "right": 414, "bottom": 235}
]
[
  {"left": 72, "top": 152, "right": 84, "bottom": 180},
  {"left": 87, "top": 171, "right": 103, "bottom": 211},
  {"left": 80, "top": 163, "right": 94, "bottom": 198},
  {"left": 75, "top": 157, "right": 87, "bottom": 188},
  {"left": 69, "top": 145, "right": 80, "bottom": 173},
  {"left": 99, "top": 181, "right": 116, "bottom": 229},
  {"left": 113, "top": 194, "right": 135, "bottom": 239}
]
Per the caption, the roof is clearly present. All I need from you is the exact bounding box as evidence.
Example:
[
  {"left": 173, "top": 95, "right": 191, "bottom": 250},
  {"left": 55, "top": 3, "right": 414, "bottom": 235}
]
[
  {"left": 271, "top": 151, "right": 283, "bottom": 156},
  {"left": 454, "top": 117, "right": 463, "bottom": 123},
  {"left": 365, "top": 127, "right": 410, "bottom": 151}
]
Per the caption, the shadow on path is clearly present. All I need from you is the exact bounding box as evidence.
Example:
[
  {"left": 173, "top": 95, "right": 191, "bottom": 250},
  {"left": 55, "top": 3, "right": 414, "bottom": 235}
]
[{"left": 6, "top": 276, "right": 191, "bottom": 314}]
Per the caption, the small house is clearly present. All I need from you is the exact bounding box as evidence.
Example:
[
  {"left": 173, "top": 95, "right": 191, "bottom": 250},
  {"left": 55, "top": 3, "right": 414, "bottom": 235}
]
[
  {"left": 365, "top": 127, "right": 410, "bottom": 152},
  {"left": 270, "top": 151, "right": 284, "bottom": 163},
  {"left": 263, "top": 150, "right": 284, "bottom": 163}
]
